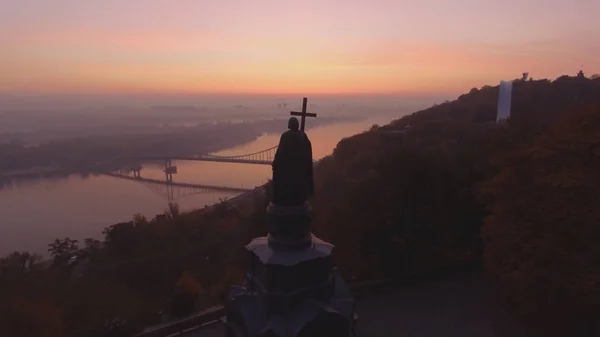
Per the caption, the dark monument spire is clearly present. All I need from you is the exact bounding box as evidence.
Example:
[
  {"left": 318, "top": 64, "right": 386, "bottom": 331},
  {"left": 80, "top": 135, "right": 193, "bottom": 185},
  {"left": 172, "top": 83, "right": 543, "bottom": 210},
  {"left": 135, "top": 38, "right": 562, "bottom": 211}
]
[{"left": 225, "top": 97, "right": 356, "bottom": 337}]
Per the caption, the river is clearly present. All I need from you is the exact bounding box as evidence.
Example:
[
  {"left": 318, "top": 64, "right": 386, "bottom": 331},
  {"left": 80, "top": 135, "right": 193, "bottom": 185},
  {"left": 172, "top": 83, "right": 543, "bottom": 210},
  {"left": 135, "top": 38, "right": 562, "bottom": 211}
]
[{"left": 0, "top": 116, "right": 395, "bottom": 256}]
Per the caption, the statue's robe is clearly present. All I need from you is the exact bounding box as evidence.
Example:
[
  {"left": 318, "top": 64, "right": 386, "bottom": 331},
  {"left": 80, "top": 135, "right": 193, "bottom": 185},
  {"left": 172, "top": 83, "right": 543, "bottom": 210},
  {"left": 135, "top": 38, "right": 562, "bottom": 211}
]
[{"left": 272, "top": 129, "right": 314, "bottom": 206}]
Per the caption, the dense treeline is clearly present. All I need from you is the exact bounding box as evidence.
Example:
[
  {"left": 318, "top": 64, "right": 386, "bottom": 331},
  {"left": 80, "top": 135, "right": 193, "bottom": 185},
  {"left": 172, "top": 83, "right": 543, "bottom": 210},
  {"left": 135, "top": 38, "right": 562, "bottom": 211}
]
[
  {"left": 311, "top": 74, "right": 600, "bottom": 336},
  {"left": 1, "top": 74, "right": 599, "bottom": 337},
  {"left": 0, "top": 199, "right": 268, "bottom": 337},
  {"left": 482, "top": 103, "right": 600, "bottom": 336}
]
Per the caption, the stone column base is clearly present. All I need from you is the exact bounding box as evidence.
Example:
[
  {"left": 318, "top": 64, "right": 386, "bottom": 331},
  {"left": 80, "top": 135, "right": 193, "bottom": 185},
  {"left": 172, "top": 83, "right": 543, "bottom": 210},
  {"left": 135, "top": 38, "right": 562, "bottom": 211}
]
[{"left": 267, "top": 202, "right": 312, "bottom": 251}]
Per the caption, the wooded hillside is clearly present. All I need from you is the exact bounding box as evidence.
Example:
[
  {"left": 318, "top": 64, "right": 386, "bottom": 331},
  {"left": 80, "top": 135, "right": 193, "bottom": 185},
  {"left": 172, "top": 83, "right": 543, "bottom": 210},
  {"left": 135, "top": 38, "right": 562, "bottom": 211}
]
[
  {"left": 310, "top": 75, "right": 600, "bottom": 336},
  {"left": 2, "top": 74, "right": 599, "bottom": 337}
]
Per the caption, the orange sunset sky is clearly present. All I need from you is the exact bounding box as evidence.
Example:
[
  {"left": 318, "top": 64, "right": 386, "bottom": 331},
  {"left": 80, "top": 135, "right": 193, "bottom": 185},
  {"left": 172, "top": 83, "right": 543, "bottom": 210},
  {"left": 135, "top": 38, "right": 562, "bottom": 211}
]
[{"left": 1, "top": 0, "right": 598, "bottom": 95}]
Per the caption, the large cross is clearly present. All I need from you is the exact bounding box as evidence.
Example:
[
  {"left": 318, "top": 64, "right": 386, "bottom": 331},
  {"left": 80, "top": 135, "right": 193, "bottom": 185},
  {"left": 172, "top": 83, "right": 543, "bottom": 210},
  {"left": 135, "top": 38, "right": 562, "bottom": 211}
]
[{"left": 290, "top": 97, "right": 317, "bottom": 132}]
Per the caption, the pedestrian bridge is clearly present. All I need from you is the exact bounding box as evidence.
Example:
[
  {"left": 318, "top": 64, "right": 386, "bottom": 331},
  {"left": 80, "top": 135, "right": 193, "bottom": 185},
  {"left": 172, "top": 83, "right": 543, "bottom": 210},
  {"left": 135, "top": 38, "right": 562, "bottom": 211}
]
[{"left": 137, "top": 145, "right": 279, "bottom": 166}]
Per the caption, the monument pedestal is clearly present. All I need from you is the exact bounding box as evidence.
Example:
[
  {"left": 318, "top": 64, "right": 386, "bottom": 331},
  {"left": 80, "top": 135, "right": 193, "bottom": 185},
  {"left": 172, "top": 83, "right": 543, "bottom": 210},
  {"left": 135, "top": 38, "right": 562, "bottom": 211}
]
[{"left": 225, "top": 202, "right": 355, "bottom": 337}]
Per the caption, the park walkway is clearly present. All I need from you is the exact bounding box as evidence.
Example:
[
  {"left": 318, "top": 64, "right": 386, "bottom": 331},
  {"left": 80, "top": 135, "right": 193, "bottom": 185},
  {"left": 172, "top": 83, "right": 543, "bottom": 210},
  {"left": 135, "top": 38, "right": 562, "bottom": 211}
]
[{"left": 183, "top": 271, "right": 528, "bottom": 337}]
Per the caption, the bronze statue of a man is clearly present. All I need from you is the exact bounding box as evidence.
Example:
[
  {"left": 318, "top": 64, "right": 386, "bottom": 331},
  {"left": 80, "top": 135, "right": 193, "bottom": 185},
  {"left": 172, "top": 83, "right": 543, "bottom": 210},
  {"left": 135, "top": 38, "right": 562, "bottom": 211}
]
[{"left": 271, "top": 117, "right": 314, "bottom": 206}]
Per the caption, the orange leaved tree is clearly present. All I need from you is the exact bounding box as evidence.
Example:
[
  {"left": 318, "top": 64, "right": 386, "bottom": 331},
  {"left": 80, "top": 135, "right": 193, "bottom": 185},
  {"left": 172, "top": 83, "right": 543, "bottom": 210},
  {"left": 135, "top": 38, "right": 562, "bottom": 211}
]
[{"left": 481, "top": 104, "right": 600, "bottom": 336}]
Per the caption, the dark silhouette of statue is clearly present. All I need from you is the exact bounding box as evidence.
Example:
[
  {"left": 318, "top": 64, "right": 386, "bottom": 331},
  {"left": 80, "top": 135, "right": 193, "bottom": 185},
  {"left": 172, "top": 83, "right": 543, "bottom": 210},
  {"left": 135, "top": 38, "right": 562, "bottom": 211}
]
[{"left": 271, "top": 117, "right": 314, "bottom": 206}]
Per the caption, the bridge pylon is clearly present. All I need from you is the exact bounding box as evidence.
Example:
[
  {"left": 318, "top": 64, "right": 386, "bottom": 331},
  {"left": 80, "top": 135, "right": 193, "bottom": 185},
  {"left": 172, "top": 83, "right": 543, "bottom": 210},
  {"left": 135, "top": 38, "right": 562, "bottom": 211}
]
[
  {"left": 164, "top": 159, "right": 177, "bottom": 183},
  {"left": 132, "top": 167, "right": 142, "bottom": 179}
]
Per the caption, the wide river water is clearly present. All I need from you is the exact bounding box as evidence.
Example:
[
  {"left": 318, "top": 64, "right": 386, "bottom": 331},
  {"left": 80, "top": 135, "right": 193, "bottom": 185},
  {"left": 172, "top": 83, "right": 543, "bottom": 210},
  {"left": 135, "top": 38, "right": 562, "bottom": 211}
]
[{"left": 0, "top": 116, "right": 395, "bottom": 256}]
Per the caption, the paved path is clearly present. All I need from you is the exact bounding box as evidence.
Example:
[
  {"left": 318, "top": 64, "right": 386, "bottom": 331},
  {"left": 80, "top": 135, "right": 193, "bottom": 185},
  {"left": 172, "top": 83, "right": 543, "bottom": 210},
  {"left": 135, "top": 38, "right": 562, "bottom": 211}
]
[
  {"left": 354, "top": 271, "right": 528, "bottom": 337},
  {"left": 183, "top": 272, "right": 528, "bottom": 337}
]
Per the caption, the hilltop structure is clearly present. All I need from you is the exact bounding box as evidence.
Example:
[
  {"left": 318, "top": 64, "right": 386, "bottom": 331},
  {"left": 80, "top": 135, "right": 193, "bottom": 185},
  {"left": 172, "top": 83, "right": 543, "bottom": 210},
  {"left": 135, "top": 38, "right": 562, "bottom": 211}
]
[
  {"left": 496, "top": 80, "right": 513, "bottom": 123},
  {"left": 225, "top": 98, "right": 356, "bottom": 337}
]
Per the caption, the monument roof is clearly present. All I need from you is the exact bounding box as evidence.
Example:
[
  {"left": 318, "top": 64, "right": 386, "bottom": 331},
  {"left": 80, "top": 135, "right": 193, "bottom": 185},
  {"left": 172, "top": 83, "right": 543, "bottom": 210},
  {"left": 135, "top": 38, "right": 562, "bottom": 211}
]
[{"left": 246, "top": 236, "right": 334, "bottom": 266}]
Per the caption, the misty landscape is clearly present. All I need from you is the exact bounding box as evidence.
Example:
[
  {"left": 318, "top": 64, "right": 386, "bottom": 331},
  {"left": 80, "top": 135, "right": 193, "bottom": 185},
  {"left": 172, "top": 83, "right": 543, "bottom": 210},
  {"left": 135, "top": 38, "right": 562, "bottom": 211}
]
[
  {"left": 1, "top": 1, "right": 600, "bottom": 337},
  {"left": 0, "top": 96, "right": 428, "bottom": 256}
]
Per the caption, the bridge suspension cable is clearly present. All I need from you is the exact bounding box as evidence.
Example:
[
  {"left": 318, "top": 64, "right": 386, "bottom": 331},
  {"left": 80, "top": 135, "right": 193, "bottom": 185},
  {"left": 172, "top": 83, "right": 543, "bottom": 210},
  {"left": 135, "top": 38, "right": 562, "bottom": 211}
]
[
  {"left": 134, "top": 145, "right": 279, "bottom": 165},
  {"left": 202, "top": 145, "right": 278, "bottom": 163}
]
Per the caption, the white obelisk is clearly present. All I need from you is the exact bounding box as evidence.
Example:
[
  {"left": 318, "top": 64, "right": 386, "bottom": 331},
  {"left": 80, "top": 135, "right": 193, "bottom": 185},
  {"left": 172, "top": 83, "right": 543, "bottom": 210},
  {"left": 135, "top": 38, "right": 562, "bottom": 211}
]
[{"left": 496, "top": 80, "right": 513, "bottom": 123}]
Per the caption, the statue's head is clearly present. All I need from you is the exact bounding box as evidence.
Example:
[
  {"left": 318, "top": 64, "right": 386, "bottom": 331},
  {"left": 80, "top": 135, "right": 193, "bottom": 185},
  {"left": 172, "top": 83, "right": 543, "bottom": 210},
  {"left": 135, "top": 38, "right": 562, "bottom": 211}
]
[{"left": 288, "top": 117, "right": 299, "bottom": 131}]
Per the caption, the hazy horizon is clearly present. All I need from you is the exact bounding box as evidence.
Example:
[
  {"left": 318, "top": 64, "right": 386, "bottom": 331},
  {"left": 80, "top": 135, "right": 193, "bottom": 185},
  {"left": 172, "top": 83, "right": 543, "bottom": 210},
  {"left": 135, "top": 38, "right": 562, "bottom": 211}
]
[
  {"left": 0, "top": 92, "right": 450, "bottom": 111},
  {"left": 2, "top": 0, "right": 598, "bottom": 98}
]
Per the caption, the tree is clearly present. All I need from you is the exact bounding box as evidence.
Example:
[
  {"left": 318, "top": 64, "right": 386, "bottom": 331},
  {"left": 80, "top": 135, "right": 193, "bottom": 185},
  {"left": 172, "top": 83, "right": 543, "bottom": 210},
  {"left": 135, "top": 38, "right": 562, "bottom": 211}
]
[
  {"left": 169, "top": 271, "right": 205, "bottom": 318},
  {"left": 481, "top": 104, "right": 600, "bottom": 336},
  {"left": 166, "top": 202, "right": 180, "bottom": 218},
  {"left": 48, "top": 238, "right": 79, "bottom": 266},
  {"left": 132, "top": 213, "right": 147, "bottom": 225},
  {"left": 0, "top": 251, "right": 42, "bottom": 270},
  {"left": 2, "top": 296, "right": 64, "bottom": 337},
  {"left": 84, "top": 238, "right": 102, "bottom": 250},
  {"left": 79, "top": 238, "right": 103, "bottom": 258},
  {"left": 102, "top": 221, "right": 137, "bottom": 254}
]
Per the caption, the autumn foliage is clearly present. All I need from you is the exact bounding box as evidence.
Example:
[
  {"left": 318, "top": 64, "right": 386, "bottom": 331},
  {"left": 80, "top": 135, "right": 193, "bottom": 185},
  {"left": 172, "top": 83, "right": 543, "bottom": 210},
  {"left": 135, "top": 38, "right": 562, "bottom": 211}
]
[
  {"left": 310, "top": 75, "right": 600, "bottom": 335},
  {"left": 1, "top": 74, "right": 599, "bottom": 337},
  {"left": 481, "top": 103, "right": 600, "bottom": 336},
  {"left": 0, "top": 195, "right": 268, "bottom": 337}
]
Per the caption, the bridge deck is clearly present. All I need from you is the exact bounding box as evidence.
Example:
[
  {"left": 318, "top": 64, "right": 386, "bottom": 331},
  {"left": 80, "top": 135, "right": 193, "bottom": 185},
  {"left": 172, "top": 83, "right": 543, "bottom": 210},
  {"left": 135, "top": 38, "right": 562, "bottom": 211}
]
[
  {"left": 137, "top": 156, "right": 272, "bottom": 166},
  {"left": 103, "top": 173, "right": 252, "bottom": 193}
]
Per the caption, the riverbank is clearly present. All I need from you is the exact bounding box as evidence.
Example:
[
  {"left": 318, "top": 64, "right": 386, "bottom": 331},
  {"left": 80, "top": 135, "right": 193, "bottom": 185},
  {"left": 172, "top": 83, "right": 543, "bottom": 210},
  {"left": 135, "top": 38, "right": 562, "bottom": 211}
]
[
  {"left": 0, "top": 115, "right": 389, "bottom": 257},
  {"left": 0, "top": 114, "right": 366, "bottom": 180},
  {"left": 0, "top": 166, "right": 65, "bottom": 179}
]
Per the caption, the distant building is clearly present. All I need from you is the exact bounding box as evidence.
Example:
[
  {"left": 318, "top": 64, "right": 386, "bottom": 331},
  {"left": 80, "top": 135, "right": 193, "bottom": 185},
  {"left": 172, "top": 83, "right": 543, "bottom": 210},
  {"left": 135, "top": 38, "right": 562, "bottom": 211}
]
[
  {"left": 577, "top": 70, "right": 585, "bottom": 79},
  {"left": 522, "top": 72, "right": 529, "bottom": 81}
]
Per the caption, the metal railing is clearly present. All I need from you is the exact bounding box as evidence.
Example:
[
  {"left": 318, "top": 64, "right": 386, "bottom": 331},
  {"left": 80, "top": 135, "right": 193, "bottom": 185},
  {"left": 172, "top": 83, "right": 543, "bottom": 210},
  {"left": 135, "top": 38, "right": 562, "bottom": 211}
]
[
  {"left": 134, "top": 260, "right": 484, "bottom": 337},
  {"left": 135, "top": 306, "right": 225, "bottom": 337},
  {"left": 134, "top": 277, "right": 392, "bottom": 337}
]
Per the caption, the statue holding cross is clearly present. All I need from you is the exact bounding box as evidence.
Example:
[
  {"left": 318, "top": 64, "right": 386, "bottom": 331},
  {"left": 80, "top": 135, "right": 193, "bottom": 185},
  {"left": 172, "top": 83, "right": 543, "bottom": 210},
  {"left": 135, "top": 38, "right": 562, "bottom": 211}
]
[
  {"left": 290, "top": 97, "right": 317, "bottom": 131},
  {"left": 271, "top": 97, "right": 317, "bottom": 206}
]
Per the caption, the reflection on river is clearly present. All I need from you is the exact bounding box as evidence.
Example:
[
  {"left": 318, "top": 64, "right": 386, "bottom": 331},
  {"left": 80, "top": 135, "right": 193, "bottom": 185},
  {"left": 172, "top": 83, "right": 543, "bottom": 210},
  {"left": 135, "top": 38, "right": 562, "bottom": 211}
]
[{"left": 0, "top": 116, "right": 394, "bottom": 255}]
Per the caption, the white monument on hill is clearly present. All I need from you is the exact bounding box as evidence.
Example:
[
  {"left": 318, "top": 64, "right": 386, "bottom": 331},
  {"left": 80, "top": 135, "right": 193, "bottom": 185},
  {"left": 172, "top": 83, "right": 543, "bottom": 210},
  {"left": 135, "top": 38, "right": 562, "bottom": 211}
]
[{"left": 496, "top": 80, "right": 513, "bottom": 123}]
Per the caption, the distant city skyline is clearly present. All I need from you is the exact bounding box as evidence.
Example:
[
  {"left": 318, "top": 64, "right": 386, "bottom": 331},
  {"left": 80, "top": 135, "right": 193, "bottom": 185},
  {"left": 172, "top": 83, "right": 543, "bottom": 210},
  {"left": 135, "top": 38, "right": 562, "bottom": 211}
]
[{"left": 1, "top": 0, "right": 598, "bottom": 96}]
